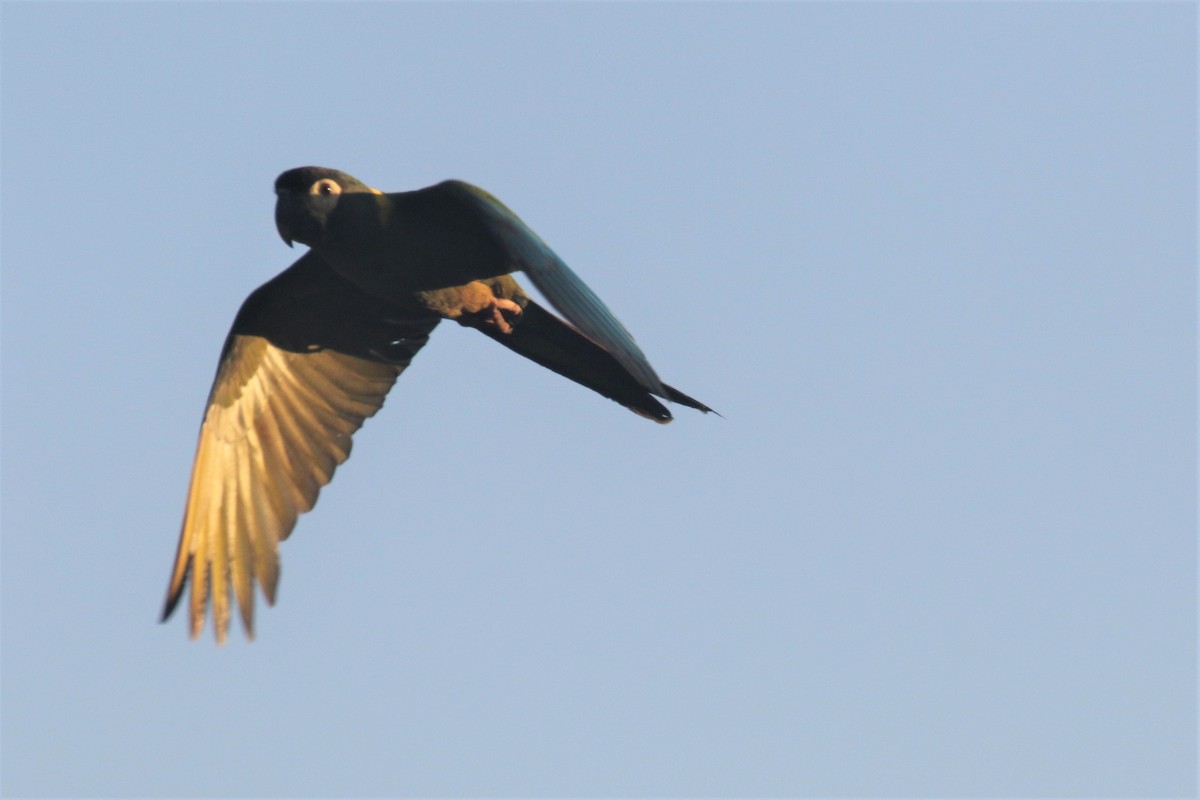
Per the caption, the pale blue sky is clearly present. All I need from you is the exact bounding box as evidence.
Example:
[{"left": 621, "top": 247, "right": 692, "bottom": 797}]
[{"left": 1, "top": 3, "right": 1195, "bottom": 797}]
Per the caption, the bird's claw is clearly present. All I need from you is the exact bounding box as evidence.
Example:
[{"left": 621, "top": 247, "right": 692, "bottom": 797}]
[
  {"left": 419, "top": 281, "right": 524, "bottom": 333},
  {"left": 482, "top": 297, "right": 522, "bottom": 334}
]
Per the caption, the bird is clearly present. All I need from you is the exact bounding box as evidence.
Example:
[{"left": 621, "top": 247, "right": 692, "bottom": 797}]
[{"left": 161, "top": 167, "right": 712, "bottom": 643}]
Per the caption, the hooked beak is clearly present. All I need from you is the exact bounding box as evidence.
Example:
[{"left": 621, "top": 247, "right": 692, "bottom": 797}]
[{"left": 274, "top": 192, "right": 298, "bottom": 248}]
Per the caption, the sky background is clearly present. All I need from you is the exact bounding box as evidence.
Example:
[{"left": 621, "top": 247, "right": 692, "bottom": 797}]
[{"left": 1, "top": 3, "right": 1195, "bottom": 797}]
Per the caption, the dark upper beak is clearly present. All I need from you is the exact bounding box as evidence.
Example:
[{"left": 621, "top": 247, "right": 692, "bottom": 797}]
[{"left": 274, "top": 191, "right": 297, "bottom": 247}]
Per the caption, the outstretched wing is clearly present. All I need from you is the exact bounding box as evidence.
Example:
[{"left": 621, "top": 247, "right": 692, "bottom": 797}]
[
  {"left": 439, "top": 181, "right": 668, "bottom": 397},
  {"left": 161, "top": 253, "right": 439, "bottom": 643},
  {"left": 328, "top": 182, "right": 668, "bottom": 397}
]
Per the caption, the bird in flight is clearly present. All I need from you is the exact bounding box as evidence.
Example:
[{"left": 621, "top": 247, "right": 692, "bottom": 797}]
[{"left": 161, "top": 167, "right": 712, "bottom": 643}]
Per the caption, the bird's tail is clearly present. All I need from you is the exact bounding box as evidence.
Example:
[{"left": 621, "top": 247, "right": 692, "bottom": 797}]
[{"left": 475, "top": 300, "right": 712, "bottom": 422}]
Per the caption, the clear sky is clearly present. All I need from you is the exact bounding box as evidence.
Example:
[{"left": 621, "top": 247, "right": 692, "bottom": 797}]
[{"left": 1, "top": 3, "right": 1194, "bottom": 797}]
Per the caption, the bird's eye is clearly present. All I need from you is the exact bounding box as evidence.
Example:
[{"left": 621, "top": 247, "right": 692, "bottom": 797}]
[{"left": 310, "top": 179, "right": 342, "bottom": 197}]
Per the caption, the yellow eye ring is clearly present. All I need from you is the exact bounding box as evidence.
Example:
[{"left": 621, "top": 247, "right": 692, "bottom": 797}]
[{"left": 310, "top": 179, "right": 342, "bottom": 197}]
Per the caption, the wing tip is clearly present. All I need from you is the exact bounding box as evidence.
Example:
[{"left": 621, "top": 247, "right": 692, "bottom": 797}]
[
  {"left": 661, "top": 383, "right": 717, "bottom": 417},
  {"left": 159, "top": 554, "right": 191, "bottom": 623}
]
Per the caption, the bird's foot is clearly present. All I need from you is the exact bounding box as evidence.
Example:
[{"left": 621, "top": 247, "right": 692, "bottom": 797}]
[
  {"left": 453, "top": 282, "right": 523, "bottom": 334},
  {"left": 424, "top": 281, "right": 524, "bottom": 333},
  {"left": 480, "top": 297, "right": 523, "bottom": 334}
]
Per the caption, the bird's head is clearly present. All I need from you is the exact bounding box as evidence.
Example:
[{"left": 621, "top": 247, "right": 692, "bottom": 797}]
[{"left": 274, "top": 166, "right": 378, "bottom": 248}]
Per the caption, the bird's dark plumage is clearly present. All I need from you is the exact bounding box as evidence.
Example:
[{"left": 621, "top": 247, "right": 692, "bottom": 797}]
[
  {"left": 163, "top": 168, "right": 712, "bottom": 643},
  {"left": 473, "top": 300, "right": 710, "bottom": 422}
]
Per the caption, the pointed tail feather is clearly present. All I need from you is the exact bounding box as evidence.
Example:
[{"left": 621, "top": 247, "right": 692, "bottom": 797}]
[{"left": 474, "top": 301, "right": 711, "bottom": 422}]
